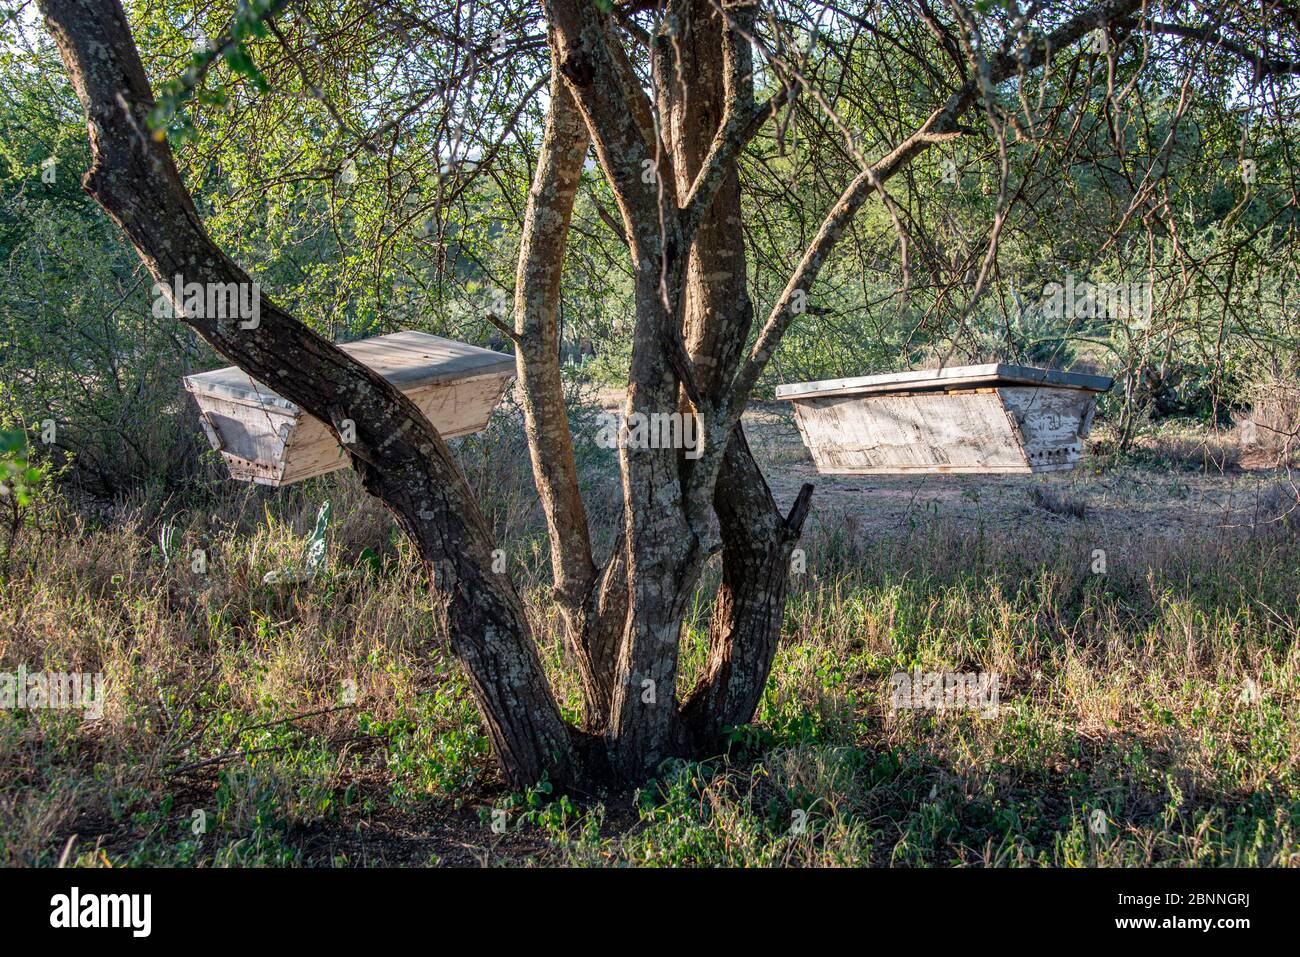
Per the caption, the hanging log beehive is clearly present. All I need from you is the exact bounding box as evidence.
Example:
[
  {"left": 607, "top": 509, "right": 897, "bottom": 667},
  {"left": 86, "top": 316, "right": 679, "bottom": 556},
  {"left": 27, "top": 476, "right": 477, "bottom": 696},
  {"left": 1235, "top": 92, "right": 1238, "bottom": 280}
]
[
  {"left": 183, "top": 331, "right": 515, "bottom": 486},
  {"left": 776, "top": 364, "right": 1112, "bottom": 475}
]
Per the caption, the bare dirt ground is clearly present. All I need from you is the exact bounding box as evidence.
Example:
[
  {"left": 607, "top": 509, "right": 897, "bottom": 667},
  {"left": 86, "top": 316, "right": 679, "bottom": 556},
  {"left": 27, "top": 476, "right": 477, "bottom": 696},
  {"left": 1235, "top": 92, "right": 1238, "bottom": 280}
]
[{"left": 595, "top": 387, "right": 1296, "bottom": 541}]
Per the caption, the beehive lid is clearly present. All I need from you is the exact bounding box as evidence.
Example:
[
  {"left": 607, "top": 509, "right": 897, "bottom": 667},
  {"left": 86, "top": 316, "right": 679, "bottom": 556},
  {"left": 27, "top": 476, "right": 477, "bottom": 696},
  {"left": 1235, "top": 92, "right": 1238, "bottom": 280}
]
[
  {"left": 774, "top": 363, "right": 1112, "bottom": 401},
  {"left": 183, "top": 331, "right": 516, "bottom": 412}
]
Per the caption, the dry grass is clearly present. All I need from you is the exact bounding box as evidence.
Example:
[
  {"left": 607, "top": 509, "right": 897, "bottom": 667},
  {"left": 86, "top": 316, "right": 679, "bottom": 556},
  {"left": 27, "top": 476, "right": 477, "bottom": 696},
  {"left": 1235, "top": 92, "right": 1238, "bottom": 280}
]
[
  {"left": 1236, "top": 375, "right": 1300, "bottom": 469},
  {"left": 1028, "top": 485, "right": 1088, "bottom": 519},
  {"left": 2, "top": 434, "right": 1299, "bottom": 866}
]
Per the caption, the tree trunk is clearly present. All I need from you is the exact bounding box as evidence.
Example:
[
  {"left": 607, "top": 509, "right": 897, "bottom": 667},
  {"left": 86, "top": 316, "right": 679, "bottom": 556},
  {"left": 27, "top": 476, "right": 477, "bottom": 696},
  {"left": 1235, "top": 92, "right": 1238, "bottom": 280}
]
[
  {"left": 657, "top": 0, "right": 813, "bottom": 753},
  {"left": 511, "top": 51, "right": 619, "bottom": 727},
  {"left": 683, "top": 428, "right": 812, "bottom": 750}
]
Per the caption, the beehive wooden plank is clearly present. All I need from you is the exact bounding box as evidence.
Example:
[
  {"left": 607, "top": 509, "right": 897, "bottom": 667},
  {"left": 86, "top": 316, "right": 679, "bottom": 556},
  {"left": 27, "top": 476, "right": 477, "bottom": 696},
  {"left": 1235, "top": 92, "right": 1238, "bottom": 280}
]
[
  {"left": 774, "top": 363, "right": 1112, "bottom": 401},
  {"left": 184, "top": 331, "right": 515, "bottom": 410},
  {"left": 276, "top": 372, "right": 512, "bottom": 485},
  {"left": 999, "top": 387, "right": 1095, "bottom": 471},
  {"left": 791, "top": 391, "right": 1030, "bottom": 473},
  {"left": 778, "top": 364, "right": 1111, "bottom": 475},
  {"left": 183, "top": 331, "right": 516, "bottom": 486},
  {"left": 193, "top": 394, "right": 294, "bottom": 484}
]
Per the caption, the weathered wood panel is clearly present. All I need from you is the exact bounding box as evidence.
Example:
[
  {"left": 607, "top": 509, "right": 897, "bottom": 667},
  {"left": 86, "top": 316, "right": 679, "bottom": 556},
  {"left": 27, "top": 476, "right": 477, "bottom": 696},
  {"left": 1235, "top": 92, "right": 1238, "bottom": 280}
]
[
  {"left": 775, "top": 363, "right": 1113, "bottom": 401},
  {"left": 791, "top": 391, "right": 1031, "bottom": 474},
  {"left": 277, "top": 372, "right": 513, "bottom": 485},
  {"left": 998, "top": 387, "right": 1097, "bottom": 472},
  {"left": 192, "top": 394, "right": 294, "bottom": 484},
  {"left": 783, "top": 372, "right": 1107, "bottom": 476}
]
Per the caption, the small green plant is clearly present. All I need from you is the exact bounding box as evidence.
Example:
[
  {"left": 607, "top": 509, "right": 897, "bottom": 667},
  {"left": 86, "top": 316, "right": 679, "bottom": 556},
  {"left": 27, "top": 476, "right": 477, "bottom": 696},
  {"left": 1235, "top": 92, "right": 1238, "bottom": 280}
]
[
  {"left": 263, "top": 500, "right": 331, "bottom": 585},
  {"left": 0, "top": 429, "right": 43, "bottom": 506},
  {"left": 0, "top": 428, "right": 48, "bottom": 577}
]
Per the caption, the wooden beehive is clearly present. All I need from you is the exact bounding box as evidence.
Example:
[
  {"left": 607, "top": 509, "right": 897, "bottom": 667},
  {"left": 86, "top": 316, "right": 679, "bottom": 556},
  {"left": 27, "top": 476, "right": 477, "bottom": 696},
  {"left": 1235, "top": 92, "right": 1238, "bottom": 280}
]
[
  {"left": 184, "top": 331, "right": 515, "bottom": 486},
  {"left": 775, "top": 364, "right": 1112, "bottom": 475}
]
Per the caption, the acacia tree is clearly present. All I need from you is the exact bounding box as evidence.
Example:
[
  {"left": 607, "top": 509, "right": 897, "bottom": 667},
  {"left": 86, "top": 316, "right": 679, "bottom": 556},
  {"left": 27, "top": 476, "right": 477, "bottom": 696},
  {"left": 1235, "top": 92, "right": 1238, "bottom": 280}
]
[{"left": 35, "top": 0, "right": 1297, "bottom": 787}]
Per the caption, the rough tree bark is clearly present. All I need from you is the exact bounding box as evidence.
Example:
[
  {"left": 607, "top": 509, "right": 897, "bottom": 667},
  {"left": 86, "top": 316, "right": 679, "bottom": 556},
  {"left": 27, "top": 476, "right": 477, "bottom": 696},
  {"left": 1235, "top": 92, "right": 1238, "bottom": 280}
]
[
  {"left": 509, "top": 52, "right": 615, "bottom": 726},
  {"left": 545, "top": 0, "right": 706, "bottom": 778},
  {"left": 650, "top": 0, "right": 815, "bottom": 752},
  {"left": 510, "top": 46, "right": 631, "bottom": 734}
]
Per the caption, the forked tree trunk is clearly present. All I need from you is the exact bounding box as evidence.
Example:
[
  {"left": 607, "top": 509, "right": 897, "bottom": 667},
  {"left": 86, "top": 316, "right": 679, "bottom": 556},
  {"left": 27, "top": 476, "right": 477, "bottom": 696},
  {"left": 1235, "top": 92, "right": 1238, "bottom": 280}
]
[
  {"left": 683, "top": 428, "right": 812, "bottom": 750},
  {"left": 653, "top": 0, "right": 813, "bottom": 752}
]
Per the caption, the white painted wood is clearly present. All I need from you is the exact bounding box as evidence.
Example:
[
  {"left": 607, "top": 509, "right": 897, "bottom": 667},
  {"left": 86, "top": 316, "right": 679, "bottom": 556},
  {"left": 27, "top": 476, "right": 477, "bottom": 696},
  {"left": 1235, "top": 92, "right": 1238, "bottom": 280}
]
[
  {"left": 184, "top": 331, "right": 515, "bottom": 409},
  {"left": 999, "top": 387, "right": 1095, "bottom": 472},
  {"left": 183, "top": 332, "right": 516, "bottom": 486}
]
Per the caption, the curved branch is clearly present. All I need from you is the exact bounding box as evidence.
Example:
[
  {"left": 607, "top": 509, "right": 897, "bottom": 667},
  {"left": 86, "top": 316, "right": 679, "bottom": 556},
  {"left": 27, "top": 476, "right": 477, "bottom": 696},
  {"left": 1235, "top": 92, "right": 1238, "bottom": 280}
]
[{"left": 1144, "top": 20, "right": 1300, "bottom": 77}]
